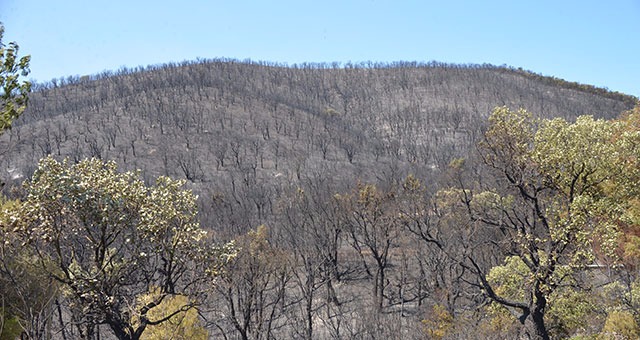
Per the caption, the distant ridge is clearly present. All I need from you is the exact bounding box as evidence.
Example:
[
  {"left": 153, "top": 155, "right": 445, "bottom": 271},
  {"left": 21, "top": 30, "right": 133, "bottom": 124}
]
[{"left": 35, "top": 59, "right": 637, "bottom": 105}]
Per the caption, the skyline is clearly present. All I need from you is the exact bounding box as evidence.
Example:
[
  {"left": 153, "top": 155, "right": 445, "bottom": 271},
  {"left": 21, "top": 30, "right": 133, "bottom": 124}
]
[{"left": 1, "top": 0, "right": 639, "bottom": 97}]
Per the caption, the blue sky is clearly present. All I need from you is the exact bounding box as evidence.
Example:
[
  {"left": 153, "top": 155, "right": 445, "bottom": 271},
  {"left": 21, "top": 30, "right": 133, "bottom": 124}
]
[{"left": 1, "top": 0, "right": 639, "bottom": 97}]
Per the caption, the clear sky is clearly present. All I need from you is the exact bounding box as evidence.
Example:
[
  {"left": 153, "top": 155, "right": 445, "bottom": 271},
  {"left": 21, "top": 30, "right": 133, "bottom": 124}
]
[{"left": 1, "top": 0, "right": 639, "bottom": 97}]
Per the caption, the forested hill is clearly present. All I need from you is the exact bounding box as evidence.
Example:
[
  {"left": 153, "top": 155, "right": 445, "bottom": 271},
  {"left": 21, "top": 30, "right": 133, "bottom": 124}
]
[
  {"left": 0, "top": 60, "right": 636, "bottom": 232},
  {"left": 2, "top": 60, "right": 640, "bottom": 339}
]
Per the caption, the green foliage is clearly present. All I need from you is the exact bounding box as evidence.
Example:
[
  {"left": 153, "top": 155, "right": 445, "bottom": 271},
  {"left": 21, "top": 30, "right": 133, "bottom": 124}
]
[
  {"left": 483, "top": 257, "right": 535, "bottom": 336},
  {"left": 482, "top": 305, "right": 519, "bottom": 336},
  {"left": 533, "top": 115, "right": 624, "bottom": 263},
  {"left": 481, "top": 106, "right": 535, "bottom": 173},
  {"left": 1, "top": 197, "right": 59, "bottom": 339},
  {"left": 422, "top": 304, "right": 454, "bottom": 339},
  {"left": 547, "top": 289, "right": 598, "bottom": 336},
  {"left": 4, "top": 156, "right": 234, "bottom": 339},
  {"left": 134, "top": 287, "right": 208, "bottom": 340},
  {"left": 448, "top": 106, "right": 640, "bottom": 337},
  {"left": 488, "top": 105, "right": 638, "bottom": 263},
  {"left": 608, "top": 107, "right": 640, "bottom": 267},
  {"left": 0, "top": 313, "right": 21, "bottom": 340},
  {"left": 0, "top": 33, "right": 32, "bottom": 337},
  {"left": 0, "top": 25, "right": 34, "bottom": 336},
  {"left": 599, "top": 279, "right": 640, "bottom": 331},
  {"left": 601, "top": 310, "right": 640, "bottom": 339},
  {"left": 486, "top": 256, "right": 531, "bottom": 302},
  {"left": 0, "top": 22, "right": 31, "bottom": 131},
  {"left": 485, "top": 256, "right": 598, "bottom": 337}
]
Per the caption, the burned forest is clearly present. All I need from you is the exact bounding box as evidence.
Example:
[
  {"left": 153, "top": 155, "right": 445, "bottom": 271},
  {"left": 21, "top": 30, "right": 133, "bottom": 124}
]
[{"left": 2, "top": 59, "right": 639, "bottom": 339}]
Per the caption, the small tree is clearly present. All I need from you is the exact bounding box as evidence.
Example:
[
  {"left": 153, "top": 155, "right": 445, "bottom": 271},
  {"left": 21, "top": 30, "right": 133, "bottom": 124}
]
[
  {"left": 214, "top": 225, "right": 290, "bottom": 340},
  {"left": 4, "top": 157, "right": 234, "bottom": 340},
  {"left": 0, "top": 214, "right": 59, "bottom": 339},
  {"left": 0, "top": 22, "right": 38, "bottom": 339},
  {"left": 337, "top": 179, "right": 416, "bottom": 311},
  {"left": 0, "top": 22, "right": 31, "bottom": 131}
]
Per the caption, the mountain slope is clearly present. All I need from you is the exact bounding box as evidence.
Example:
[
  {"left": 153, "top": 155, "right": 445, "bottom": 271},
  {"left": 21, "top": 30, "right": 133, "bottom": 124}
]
[
  {"left": 0, "top": 60, "right": 636, "bottom": 231},
  {"left": 1, "top": 59, "right": 638, "bottom": 339}
]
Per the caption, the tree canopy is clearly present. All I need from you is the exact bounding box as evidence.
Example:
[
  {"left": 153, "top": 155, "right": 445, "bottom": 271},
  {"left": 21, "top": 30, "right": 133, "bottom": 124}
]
[
  {"left": 2, "top": 157, "right": 234, "bottom": 340},
  {"left": 0, "top": 22, "right": 31, "bottom": 131},
  {"left": 432, "top": 106, "right": 640, "bottom": 339}
]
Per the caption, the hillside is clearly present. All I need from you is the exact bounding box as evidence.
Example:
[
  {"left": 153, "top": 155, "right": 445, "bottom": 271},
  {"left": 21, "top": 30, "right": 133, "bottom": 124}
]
[
  {"left": 0, "top": 60, "right": 635, "bottom": 231},
  {"left": 1, "top": 60, "right": 638, "bottom": 339}
]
